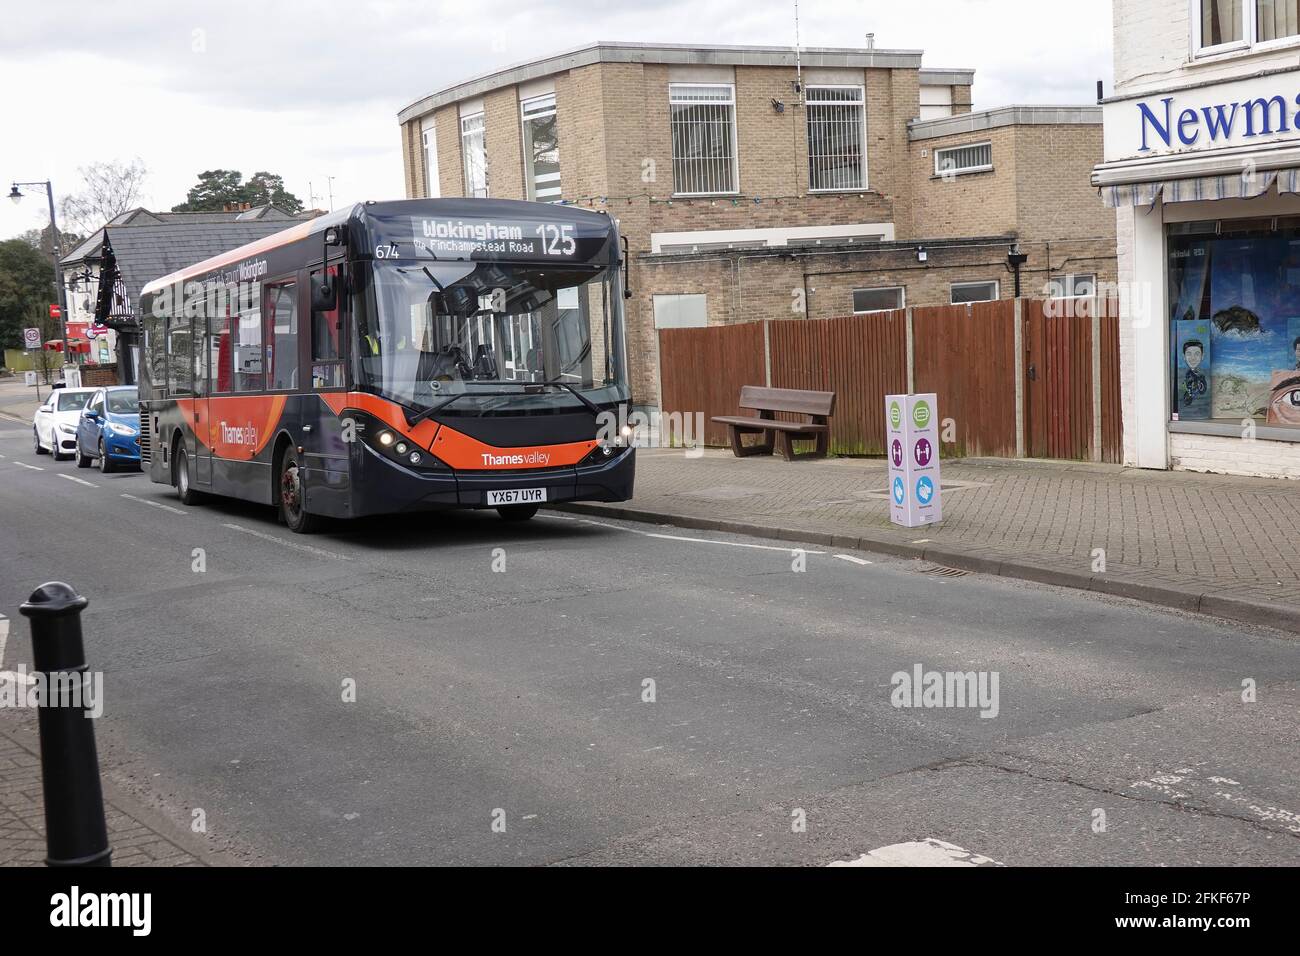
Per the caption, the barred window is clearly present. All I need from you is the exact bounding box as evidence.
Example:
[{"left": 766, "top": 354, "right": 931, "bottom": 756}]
[
  {"left": 670, "top": 84, "right": 738, "bottom": 196},
  {"left": 807, "top": 86, "right": 866, "bottom": 191},
  {"left": 1047, "top": 273, "right": 1097, "bottom": 299},
  {"left": 521, "top": 94, "right": 561, "bottom": 202},
  {"left": 461, "top": 112, "right": 488, "bottom": 198},
  {"left": 934, "top": 142, "right": 993, "bottom": 177}
]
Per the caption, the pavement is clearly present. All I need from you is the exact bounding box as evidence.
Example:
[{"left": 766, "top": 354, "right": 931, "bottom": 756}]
[
  {"left": 563, "top": 447, "right": 1300, "bottom": 633},
  {"left": 1, "top": 415, "right": 1298, "bottom": 866}
]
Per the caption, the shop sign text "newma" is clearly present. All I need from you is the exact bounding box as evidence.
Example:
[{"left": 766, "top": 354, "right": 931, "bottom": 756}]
[{"left": 1103, "top": 72, "right": 1300, "bottom": 161}]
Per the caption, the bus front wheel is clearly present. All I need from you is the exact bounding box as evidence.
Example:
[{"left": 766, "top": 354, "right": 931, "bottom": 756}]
[
  {"left": 174, "top": 446, "right": 202, "bottom": 505},
  {"left": 278, "top": 449, "right": 321, "bottom": 534},
  {"left": 497, "top": 505, "right": 539, "bottom": 522}
]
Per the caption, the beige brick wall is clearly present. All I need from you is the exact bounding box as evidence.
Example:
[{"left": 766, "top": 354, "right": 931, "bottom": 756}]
[
  {"left": 434, "top": 106, "right": 464, "bottom": 199},
  {"left": 1013, "top": 124, "right": 1116, "bottom": 243},
  {"left": 910, "top": 127, "right": 1019, "bottom": 238},
  {"left": 483, "top": 87, "right": 525, "bottom": 200}
]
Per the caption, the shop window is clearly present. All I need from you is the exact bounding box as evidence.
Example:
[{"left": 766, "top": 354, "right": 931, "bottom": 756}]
[
  {"left": 853, "top": 287, "right": 905, "bottom": 314},
  {"left": 1168, "top": 224, "right": 1300, "bottom": 428},
  {"left": 951, "top": 281, "right": 999, "bottom": 305}
]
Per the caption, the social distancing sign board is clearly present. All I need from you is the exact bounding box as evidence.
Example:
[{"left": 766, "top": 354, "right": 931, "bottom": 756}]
[{"left": 886, "top": 393, "right": 943, "bottom": 528}]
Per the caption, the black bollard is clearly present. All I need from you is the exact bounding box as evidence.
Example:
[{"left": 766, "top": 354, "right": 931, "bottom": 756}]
[{"left": 19, "top": 582, "right": 111, "bottom": 867}]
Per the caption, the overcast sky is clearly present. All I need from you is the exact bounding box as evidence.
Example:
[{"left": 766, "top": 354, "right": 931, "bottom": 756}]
[{"left": 0, "top": 0, "right": 1112, "bottom": 242}]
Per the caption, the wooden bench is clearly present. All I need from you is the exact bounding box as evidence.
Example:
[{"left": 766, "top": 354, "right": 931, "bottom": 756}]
[{"left": 712, "top": 386, "right": 836, "bottom": 461}]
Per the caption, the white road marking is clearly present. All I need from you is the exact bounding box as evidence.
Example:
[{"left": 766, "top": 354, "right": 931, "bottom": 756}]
[
  {"left": 834, "top": 554, "right": 874, "bottom": 566},
  {"left": 0, "top": 615, "right": 7, "bottom": 665},
  {"left": 0, "top": 619, "right": 37, "bottom": 688},
  {"left": 12, "top": 461, "right": 43, "bottom": 471},
  {"left": 59, "top": 474, "right": 99, "bottom": 488},
  {"left": 120, "top": 493, "right": 187, "bottom": 515},
  {"left": 911, "top": 538, "right": 932, "bottom": 544},
  {"left": 570, "top": 516, "right": 827, "bottom": 554},
  {"left": 830, "top": 839, "right": 1003, "bottom": 867},
  {"left": 221, "top": 523, "right": 350, "bottom": 561}
]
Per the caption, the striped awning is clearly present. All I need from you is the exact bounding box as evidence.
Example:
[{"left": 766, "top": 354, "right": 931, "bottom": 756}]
[{"left": 1099, "top": 168, "right": 1295, "bottom": 208}]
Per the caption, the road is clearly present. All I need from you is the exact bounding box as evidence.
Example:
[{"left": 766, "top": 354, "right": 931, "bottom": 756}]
[{"left": 1, "top": 416, "right": 1298, "bottom": 866}]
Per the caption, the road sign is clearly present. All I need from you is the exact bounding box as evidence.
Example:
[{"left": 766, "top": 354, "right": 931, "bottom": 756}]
[
  {"left": 886, "top": 393, "right": 943, "bottom": 528},
  {"left": 49, "top": 304, "right": 61, "bottom": 319},
  {"left": 22, "top": 327, "right": 41, "bottom": 350}
]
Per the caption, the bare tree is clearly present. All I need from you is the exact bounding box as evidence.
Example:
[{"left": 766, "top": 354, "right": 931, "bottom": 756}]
[{"left": 59, "top": 158, "right": 149, "bottom": 235}]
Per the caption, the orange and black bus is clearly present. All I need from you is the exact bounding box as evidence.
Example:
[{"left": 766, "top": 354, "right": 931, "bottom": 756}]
[{"left": 138, "top": 198, "right": 633, "bottom": 532}]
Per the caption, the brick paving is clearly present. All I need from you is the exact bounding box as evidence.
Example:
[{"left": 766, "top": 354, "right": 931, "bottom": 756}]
[
  {"left": 0, "top": 711, "right": 207, "bottom": 867},
  {"left": 583, "top": 448, "right": 1300, "bottom": 623}
]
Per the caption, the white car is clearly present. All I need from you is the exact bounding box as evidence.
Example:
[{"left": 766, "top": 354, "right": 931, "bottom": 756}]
[{"left": 33, "top": 388, "right": 96, "bottom": 461}]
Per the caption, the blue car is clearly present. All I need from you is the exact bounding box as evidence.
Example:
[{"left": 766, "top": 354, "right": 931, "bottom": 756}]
[{"left": 76, "top": 386, "right": 141, "bottom": 473}]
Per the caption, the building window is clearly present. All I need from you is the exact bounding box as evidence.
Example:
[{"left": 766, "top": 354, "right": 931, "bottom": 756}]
[
  {"left": 1195, "top": 1, "right": 1300, "bottom": 51},
  {"left": 669, "top": 84, "right": 738, "bottom": 196},
  {"left": 422, "top": 126, "right": 440, "bottom": 198},
  {"left": 950, "top": 281, "right": 999, "bottom": 304},
  {"left": 1048, "top": 273, "right": 1097, "bottom": 298},
  {"left": 521, "top": 94, "right": 561, "bottom": 202},
  {"left": 934, "top": 142, "right": 993, "bottom": 177},
  {"left": 807, "top": 86, "right": 866, "bottom": 191},
  {"left": 852, "top": 287, "right": 905, "bottom": 314},
  {"left": 652, "top": 293, "right": 709, "bottom": 329},
  {"left": 460, "top": 112, "right": 488, "bottom": 198},
  {"left": 1168, "top": 223, "right": 1300, "bottom": 428}
]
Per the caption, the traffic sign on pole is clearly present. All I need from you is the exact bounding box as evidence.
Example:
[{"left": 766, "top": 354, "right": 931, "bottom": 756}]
[{"left": 23, "top": 327, "right": 42, "bottom": 350}]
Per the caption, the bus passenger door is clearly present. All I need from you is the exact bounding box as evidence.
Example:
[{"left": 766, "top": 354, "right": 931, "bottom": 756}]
[{"left": 194, "top": 310, "right": 217, "bottom": 485}]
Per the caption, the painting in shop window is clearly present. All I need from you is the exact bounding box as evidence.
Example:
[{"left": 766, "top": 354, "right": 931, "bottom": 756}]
[{"left": 1168, "top": 231, "right": 1300, "bottom": 425}]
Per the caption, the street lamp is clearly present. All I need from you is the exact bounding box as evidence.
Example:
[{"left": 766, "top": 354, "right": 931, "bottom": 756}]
[{"left": 10, "top": 180, "right": 73, "bottom": 374}]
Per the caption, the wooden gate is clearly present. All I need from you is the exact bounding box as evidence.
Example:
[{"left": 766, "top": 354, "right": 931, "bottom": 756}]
[
  {"left": 913, "top": 300, "right": 1019, "bottom": 458},
  {"left": 1022, "top": 298, "right": 1123, "bottom": 462}
]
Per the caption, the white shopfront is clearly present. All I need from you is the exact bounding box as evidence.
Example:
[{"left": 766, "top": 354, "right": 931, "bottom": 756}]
[{"left": 1095, "top": 16, "right": 1300, "bottom": 478}]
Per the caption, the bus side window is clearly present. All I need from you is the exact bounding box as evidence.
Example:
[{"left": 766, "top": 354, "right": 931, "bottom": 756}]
[
  {"left": 166, "top": 318, "right": 193, "bottom": 396},
  {"left": 232, "top": 282, "right": 264, "bottom": 393},
  {"left": 265, "top": 281, "right": 298, "bottom": 391},
  {"left": 310, "top": 266, "right": 346, "bottom": 389}
]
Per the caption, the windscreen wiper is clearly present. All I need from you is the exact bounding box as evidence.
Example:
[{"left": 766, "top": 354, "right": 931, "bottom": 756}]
[{"left": 535, "top": 379, "right": 603, "bottom": 416}]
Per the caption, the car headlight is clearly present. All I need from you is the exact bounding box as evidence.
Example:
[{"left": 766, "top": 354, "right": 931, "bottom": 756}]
[
  {"left": 108, "top": 422, "right": 136, "bottom": 436},
  {"left": 57, "top": 423, "right": 77, "bottom": 434}
]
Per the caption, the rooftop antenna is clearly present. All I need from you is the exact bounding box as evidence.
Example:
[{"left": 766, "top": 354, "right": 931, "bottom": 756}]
[{"left": 793, "top": 0, "right": 803, "bottom": 101}]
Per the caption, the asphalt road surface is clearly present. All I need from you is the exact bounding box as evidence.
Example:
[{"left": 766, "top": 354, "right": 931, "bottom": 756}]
[{"left": 1, "top": 418, "right": 1298, "bottom": 866}]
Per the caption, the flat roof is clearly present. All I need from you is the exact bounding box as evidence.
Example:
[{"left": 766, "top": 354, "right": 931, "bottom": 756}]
[
  {"left": 398, "top": 40, "right": 930, "bottom": 122},
  {"left": 908, "top": 105, "right": 1103, "bottom": 141}
]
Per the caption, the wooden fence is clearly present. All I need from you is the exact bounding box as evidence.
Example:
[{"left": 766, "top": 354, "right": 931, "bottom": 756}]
[{"left": 657, "top": 298, "right": 1123, "bottom": 463}]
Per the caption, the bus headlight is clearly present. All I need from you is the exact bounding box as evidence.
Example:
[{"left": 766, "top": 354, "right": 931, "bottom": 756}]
[
  {"left": 378, "top": 431, "right": 395, "bottom": 447},
  {"left": 395, "top": 442, "right": 408, "bottom": 455},
  {"left": 409, "top": 451, "right": 422, "bottom": 465}
]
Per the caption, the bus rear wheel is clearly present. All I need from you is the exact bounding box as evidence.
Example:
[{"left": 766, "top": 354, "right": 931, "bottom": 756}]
[
  {"left": 497, "top": 505, "right": 539, "bottom": 522},
  {"left": 278, "top": 450, "right": 321, "bottom": 534}
]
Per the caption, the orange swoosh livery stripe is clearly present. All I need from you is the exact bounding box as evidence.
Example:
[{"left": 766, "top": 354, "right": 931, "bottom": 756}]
[{"left": 177, "top": 396, "right": 287, "bottom": 460}]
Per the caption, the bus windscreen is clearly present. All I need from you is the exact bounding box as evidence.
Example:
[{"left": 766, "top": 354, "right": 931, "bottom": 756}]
[{"left": 361, "top": 260, "right": 628, "bottom": 415}]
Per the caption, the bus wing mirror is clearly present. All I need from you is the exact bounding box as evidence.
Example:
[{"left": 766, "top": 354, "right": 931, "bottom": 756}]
[{"left": 311, "top": 275, "right": 337, "bottom": 312}]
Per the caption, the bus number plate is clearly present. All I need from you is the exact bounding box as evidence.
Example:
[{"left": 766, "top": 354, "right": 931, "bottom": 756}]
[{"left": 486, "top": 488, "right": 547, "bottom": 506}]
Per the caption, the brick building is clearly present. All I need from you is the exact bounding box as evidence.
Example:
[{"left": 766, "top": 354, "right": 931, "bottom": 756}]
[{"left": 398, "top": 41, "right": 1116, "bottom": 407}]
